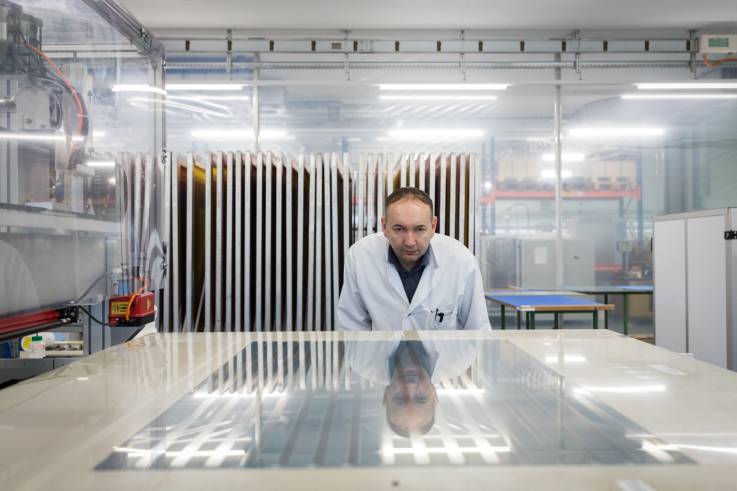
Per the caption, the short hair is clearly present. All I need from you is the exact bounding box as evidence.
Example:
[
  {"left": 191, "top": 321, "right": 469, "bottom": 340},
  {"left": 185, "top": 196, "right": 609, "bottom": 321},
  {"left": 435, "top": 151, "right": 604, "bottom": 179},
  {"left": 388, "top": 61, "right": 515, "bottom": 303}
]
[{"left": 385, "top": 187, "right": 434, "bottom": 215}]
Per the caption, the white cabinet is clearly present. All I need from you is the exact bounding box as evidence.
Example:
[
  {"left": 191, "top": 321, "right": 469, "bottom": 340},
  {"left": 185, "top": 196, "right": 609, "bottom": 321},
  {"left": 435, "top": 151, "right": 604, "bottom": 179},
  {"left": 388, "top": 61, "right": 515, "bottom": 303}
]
[{"left": 654, "top": 208, "right": 737, "bottom": 370}]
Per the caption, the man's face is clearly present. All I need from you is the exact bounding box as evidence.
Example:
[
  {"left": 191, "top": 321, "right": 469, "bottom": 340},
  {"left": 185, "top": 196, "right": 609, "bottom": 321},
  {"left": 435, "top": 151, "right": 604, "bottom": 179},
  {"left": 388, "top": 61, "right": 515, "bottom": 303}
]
[
  {"left": 383, "top": 349, "right": 438, "bottom": 436},
  {"left": 381, "top": 198, "right": 438, "bottom": 268}
]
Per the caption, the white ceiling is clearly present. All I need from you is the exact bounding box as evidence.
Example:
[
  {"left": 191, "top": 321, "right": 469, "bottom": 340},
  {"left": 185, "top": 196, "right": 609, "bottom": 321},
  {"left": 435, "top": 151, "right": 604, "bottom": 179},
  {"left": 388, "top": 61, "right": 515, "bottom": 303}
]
[{"left": 118, "top": 0, "right": 737, "bottom": 31}]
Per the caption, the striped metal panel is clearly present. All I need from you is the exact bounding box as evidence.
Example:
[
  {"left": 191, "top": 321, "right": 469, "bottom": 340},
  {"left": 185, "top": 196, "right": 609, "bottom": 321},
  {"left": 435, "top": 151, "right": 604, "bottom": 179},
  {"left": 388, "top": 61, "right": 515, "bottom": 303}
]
[{"left": 164, "top": 151, "right": 479, "bottom": 333}]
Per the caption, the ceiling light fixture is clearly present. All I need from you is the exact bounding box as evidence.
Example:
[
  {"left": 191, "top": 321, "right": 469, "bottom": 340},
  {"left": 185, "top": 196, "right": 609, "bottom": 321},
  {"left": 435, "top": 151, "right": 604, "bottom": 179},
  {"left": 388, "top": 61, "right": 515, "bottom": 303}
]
[
  {"left": 635, "top": 82, "right": 737, "bottom": 90},
  {"left": 568, "top": 127, "right": 665, "bottom": 138},
  {"left": 0, "top": 132, "right": 83, "bottom": 142},
  {"left": 166, "top": 83, "right": 246, "bottom": 91},
  {"left": 378, "top": 83, "right": 509, "bottom": 91},
  {"left": 111, "top": 84, "right": 166, "bottom": 95},
  {"left": 190, "top": 128, "right": 294, "bottom": 141},
  {"left": 385, "top": 128, "right": 485, "bottom": 140},
  {"left": 623, "top": 93, "right": 737, "bottom": 100},
  {"left": 380, "top": 95, "right": 498, "bottom": 101}
]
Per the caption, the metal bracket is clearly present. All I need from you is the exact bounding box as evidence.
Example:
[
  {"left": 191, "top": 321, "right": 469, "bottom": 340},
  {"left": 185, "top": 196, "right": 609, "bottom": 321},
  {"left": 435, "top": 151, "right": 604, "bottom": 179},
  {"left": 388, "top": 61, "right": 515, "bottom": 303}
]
[
  {"left": 688, "top": 29, "right": 697, "bottom": 75},
  {"left": 459, "top": 30, "right": 467, "bottom": 81},
  {"left": 725, "top": 230, "right": 737, "bottom": 240}
]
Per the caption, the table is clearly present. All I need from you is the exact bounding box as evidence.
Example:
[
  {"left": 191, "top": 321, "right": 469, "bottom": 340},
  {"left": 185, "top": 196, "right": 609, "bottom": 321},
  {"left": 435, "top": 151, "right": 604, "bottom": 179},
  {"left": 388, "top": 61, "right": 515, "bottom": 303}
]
[
  {"left": 4, "top": 330, "right": 737, "bottom": 491},
  {"left": 565, "top": 285, "right": 653, "bottom": 335},
  {"left": 485, "top": 289, "right": 614, "bottom": 330}
]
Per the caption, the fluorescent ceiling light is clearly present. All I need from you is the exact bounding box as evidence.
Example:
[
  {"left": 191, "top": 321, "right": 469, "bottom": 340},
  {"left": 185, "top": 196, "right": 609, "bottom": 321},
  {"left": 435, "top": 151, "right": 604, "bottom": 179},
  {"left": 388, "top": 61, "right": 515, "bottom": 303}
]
[
  {"left": 166, "top": 83, "right": 246, "bottom": 91},
  {"left": 622, "top": 93, "right": 737, "bottom": 100},
  {"left": 542, "top": 152, "right": 585, "bottom": 162},
  {"left": 541, "top": 169, "right": 573, "bottom": 179},
  {"left": 92, "top": 130, "right": 105, "bottom": 138},
  {"left": 0, "top": 132, "right": 83, "bottom": 142},
  {"left": 168, "top": 95, "right": 251, "bottom": 101},
  {"left": 380, "top": 95, "right": 498, "bottom": 101},
  {"left": 568, "top": 127, "right": 665, "bottom": 138},
  {"left": 636, "top": 82, "right": 737, "bottom": 90},
  {"left": 191, "top": 128, "right": 293, "bottom": 141},
  {"left": 378, "top": 83, "right": 509, "bottom": 91},
  {"left": 112, "top": 84, "right": 166, "bottom": 95},
  {"left": 86, "top": 160, "right": 115, "bottom": 168},
  {"left": 385, "top": 128, "right": 485, "bottom": 141}
]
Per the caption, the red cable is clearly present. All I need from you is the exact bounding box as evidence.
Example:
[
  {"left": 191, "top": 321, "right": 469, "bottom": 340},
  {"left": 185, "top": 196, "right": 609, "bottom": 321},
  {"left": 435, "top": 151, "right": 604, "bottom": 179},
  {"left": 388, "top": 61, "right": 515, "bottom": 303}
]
[
  {"left": 703, "top": 54, "right": 737, "bottom": 68},
  {"left": 25, "top": 44, "right": 85, "bottom": 136}
]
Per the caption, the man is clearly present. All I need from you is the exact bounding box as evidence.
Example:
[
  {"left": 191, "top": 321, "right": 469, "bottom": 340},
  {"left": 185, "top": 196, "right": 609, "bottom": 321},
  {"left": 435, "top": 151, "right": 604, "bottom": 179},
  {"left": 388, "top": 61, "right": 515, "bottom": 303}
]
[{"left": 337, "top": 187, "right": 490, "bottom": 330}]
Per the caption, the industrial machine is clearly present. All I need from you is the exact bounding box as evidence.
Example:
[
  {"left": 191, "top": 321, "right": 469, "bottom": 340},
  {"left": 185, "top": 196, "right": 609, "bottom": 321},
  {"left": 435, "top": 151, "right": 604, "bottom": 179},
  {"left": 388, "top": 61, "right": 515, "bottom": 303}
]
[{"left": 0, "top": 0, "right": 164, "bottom": 381}]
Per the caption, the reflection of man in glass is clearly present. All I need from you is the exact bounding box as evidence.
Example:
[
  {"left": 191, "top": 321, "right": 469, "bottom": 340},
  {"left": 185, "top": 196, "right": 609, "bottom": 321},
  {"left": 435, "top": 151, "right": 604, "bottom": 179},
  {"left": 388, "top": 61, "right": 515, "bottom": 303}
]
[
  {"left": 384, "top": 341, "right": 438, "bottom": 437},
  {"left": 346, "top": 338, "right": 477, "bottom": 438}
]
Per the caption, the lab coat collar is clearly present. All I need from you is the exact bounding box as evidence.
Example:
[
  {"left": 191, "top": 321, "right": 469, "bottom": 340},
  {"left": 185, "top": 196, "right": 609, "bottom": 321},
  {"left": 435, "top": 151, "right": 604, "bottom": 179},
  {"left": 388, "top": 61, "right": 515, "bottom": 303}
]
[{"left": 382, "top": 236, "right": 440, "bottom": 310}]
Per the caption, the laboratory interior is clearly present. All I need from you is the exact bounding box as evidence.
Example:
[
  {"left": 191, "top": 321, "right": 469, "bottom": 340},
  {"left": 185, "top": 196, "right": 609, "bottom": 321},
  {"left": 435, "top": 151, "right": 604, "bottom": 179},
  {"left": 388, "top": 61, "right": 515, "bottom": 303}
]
[{"left": 2, "top": 0, "right": 737, "bottom": 489}]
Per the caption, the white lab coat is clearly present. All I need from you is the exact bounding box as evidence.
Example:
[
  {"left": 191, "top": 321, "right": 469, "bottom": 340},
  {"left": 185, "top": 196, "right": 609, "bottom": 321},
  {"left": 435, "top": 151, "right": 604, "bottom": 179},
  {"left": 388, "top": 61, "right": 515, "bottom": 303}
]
[
  {"left": 337, "top": 233, "right": 491, "bottom": 331},
  {"left": 345, "top": 339, "right": 480, "bottom": 384}
]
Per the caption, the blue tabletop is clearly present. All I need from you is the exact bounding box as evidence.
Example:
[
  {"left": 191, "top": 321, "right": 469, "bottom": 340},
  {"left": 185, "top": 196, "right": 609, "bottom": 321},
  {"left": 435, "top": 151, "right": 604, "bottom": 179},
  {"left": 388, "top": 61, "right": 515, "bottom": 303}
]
[
  {"left": 565, "top": 285, "right": 653, "bottom": 294},
  {"left": 486, "top": 293, "right": 603, "bottom": 308}
]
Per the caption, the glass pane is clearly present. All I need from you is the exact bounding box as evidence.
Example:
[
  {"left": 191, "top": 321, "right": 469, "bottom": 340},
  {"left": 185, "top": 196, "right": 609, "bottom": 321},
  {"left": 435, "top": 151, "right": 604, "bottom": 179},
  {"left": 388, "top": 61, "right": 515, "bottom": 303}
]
[
  {"left": 96, "top": 337, "right": 691, "bottom": 469},
  {"left": 560, "top": 84, "right": 737, "bottom": 337}
]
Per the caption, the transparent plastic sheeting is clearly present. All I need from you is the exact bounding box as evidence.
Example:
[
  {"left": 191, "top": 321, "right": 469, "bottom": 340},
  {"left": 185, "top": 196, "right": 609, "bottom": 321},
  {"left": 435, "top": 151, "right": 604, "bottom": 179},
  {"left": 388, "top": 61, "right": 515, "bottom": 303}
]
[
  {"left": 96, "top": 337, "right": 692, "bottom": 469},
  {"left": 0, "top": 0, "right": 163, "bottom": 318},
  {"left": 163, "top": 152, "right": 480, "bottom": 333},
  {"left": 0, "top": 152, "right": 165, "bottom": 317}
]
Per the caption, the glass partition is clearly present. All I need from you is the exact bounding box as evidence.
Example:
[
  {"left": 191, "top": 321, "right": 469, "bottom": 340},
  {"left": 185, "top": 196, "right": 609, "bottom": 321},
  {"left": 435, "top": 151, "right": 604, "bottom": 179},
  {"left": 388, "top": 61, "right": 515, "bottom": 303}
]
[
  {"left": 561, "top": 84, "right": 737, "bottom": 336},
  {"left": 0, "top": 0, "right": 164, "bottom": 324}
]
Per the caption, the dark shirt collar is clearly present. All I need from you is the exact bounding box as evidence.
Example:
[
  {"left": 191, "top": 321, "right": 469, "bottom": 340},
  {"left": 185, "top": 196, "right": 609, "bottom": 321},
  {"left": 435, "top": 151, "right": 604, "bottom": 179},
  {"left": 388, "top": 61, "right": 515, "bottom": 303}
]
[{"left": 388, "top": 245, "right": 429, "bottom": 273}]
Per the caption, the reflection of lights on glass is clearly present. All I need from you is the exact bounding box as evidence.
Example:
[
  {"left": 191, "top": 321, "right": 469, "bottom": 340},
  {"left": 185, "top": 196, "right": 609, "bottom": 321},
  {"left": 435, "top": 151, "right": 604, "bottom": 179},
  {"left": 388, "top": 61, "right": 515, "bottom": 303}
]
[
  {"left": 544, "top": 354, "right": 586, "bottom": 363},
  {"left": 76, "top": 377, "right": 89, "bottom": 381},
  {"left": 542, "top": 152, "right": 585, "bottom": 162},
  {"left": 192, "top": 391, "right": 285, "bottom": 399},
  {"left": 436, "top": 388, "right": 486, "bottom": 395},
  {"left": 86, "top": 160, "right": 115, "bottom": 168},
  {"left": 541, "top": 169, "right": 572, "bottom": 179},
  {"left": 107, "top": 177, "right": 116, "bottom": 186},
  {"left": 383, "top": 446, "right": 511, "bottom": 455},
  {"left": 378, "top": 83, "right": 509, "bottom": 91},
  {"left": 166, "top": 83, "right": 246, "bottom": 91},
  {"left": 111, "top": 84, "right": 166, "bottom": 95},
  {"left": 640, "top": 440, "right": 677, "bottom": 463},
  {"left": 380, "top": 95, "right": 498, "bottom": 101},
  {"left": 575, "top": 384, "right": 666, "bottom": 394},
  {"left": 568, "top": 127, "right": 665, "bottom": 138},
  {"left": 483, "top": 181, "right": 493, "bottom": 191},
  {"left": 635, "top": 82, "right": 737, "bottom": 90},
  {"left": 92, "top": 130, "right": 105, "bottom": 138},
  {"left": 663, "top": 443, "right": 737, "bottom": 455},
  {"left": 623, "top": 93, "right": 737, "bottom": 100},
  {"left": 112, "top": 446, "right": 247, "bottom": 458},
  {"left": 190, "top": 129, "right": 294, "bottom": 141},
  {"left": 384, "top": 128, "right": 484, "bottom": 141}
]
